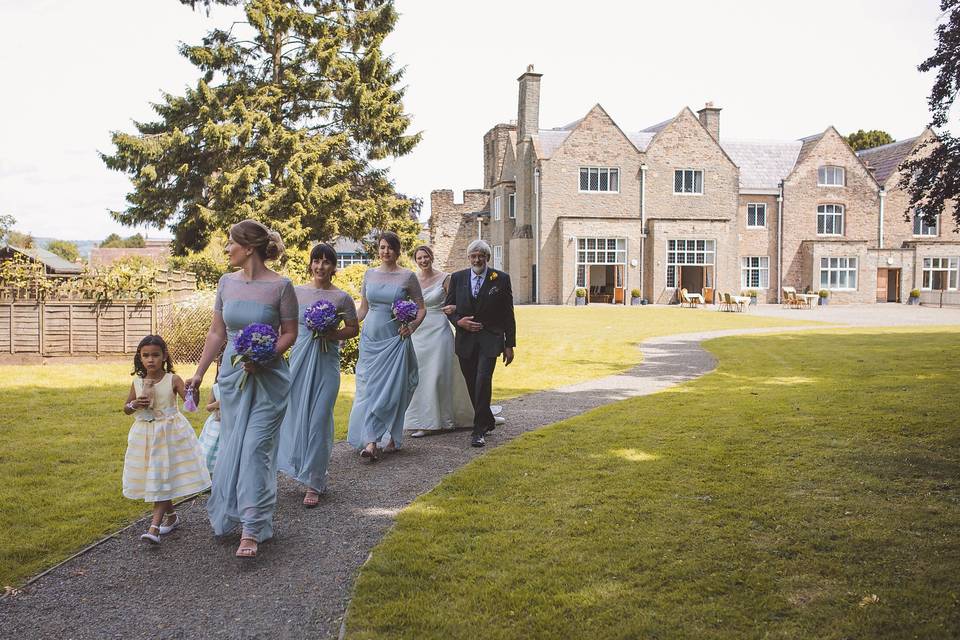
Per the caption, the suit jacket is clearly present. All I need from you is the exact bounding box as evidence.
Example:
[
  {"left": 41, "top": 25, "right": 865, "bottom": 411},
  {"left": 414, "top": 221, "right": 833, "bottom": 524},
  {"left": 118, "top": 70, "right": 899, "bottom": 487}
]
[{"left": 444, "top": 268, "right": 517, "bottom": 358}]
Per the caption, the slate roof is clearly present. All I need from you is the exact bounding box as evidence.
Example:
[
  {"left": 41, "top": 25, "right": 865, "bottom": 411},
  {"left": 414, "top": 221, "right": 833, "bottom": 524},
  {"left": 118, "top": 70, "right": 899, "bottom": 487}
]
[
  {"left": 856, "top": 136, "right": 919, "bottom": 185},
  {"left": 721, "top": 139, "right": 803, "bottom": 191},
  {"left": 3, "top": 245, "right": 83, "bottom": 274}
]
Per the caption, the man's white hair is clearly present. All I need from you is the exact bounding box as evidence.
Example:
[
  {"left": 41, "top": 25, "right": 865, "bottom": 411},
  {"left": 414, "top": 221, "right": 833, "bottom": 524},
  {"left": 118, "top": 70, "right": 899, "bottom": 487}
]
[{"left": 466, "top": 239, "right": 492, "bottom": 258}]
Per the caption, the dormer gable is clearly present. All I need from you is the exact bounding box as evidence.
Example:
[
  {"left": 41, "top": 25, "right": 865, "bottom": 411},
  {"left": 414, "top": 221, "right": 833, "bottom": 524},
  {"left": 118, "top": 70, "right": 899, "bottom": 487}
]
[
  {"left": 786, "top": 126, "right": 880, "bottom": 191},
  {"left": 645, "top": 107, "right": 738, "bottom": 171},
  {"left": 547, "top": 104, "right": 640, "bottom": 162}
]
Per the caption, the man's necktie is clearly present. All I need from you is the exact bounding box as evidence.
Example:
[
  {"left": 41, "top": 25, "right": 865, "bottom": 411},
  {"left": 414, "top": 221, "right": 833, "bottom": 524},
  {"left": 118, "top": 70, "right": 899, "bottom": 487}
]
[{"left": 472, "top": 273, "right": 482, "bottom": 298}]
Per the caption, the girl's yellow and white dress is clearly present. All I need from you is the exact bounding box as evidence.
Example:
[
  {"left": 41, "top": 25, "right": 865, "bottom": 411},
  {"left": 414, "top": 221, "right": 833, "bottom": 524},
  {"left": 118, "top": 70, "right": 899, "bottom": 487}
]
[{"left": 122, "top": 373, "right": 211, "bottom": 502}]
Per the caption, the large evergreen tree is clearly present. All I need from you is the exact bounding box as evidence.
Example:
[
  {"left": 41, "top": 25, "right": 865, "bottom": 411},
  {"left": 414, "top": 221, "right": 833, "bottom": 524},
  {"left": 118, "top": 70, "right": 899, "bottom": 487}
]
[
  {"left": 899, "top": 0, "right": 960, "bottom": 230},
  {"left": 103, "top": 0, "right": 421, "bottom": 254}
]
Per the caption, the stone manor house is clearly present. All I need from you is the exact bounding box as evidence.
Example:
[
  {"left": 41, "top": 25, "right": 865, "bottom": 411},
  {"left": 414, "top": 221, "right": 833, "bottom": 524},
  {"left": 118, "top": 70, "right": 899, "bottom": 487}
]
[{"left": 429, "top": 66, "right": 959, "bottom": 306}]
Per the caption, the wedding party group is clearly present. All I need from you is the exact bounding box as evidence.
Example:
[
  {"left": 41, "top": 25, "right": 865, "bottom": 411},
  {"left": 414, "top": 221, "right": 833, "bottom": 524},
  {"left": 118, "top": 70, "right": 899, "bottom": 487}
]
[{"left": 120, "top": 219, "right": 517, "bottom": 558}]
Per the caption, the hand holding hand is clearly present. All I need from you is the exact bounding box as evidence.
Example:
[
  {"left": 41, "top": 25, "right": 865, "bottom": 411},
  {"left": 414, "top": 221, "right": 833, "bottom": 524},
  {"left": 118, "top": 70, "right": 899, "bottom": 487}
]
[
  {"left": 457, "top": 316, "right": 483, "bottom": 332},
  {"left": 184, "top": 375, "right": 203, "bottom": 393},
  {"left": 502, "top": 347, "right": 514, "bottom": 367}
]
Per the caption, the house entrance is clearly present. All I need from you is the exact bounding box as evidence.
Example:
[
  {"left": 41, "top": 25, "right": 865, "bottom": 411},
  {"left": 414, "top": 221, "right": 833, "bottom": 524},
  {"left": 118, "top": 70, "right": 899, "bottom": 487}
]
[
  {"left": 576, "top": 238, "right": 626, "bottom": 304},
  {"left": 667, "top": 239, "right": 716, "bottom": 301},
  {"left": 877, "top": 268, "right": 901, "bottom": 302}
]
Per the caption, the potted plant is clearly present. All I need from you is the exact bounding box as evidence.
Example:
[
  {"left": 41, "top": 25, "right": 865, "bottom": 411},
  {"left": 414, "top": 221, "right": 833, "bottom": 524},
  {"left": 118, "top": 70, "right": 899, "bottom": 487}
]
[
  {"left": 818, "top": 289, "right": 829, "bottom": 305},
  {"left": 630, "top": 288, "right": 641, "bottom": 305},
  {"left": 640, "top": 298, "right": 649, "bottom": 305},
  {"left": 747, "top": 290, "right": 758, "bottom": 305},
  {"left": 575, "top": 287, "right": 587, "bottom": 306},
  {"left": 908, "top": 289, "right": 920, "bottom": 305}
]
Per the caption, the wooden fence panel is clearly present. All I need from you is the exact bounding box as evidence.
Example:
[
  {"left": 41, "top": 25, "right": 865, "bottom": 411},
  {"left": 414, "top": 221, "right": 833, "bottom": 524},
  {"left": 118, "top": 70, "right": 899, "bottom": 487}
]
[
  {"left": 0, "top": 305, "right": 10, "bottom": 352},
  {"left": 43, "top": 304, "right": 72, "bottom": 355},
  {"left": 126, "top": 306, "right": 153, "bottom": 351},
  {"left": 13, "top": 304, "right": 40, "bottom": 353}
]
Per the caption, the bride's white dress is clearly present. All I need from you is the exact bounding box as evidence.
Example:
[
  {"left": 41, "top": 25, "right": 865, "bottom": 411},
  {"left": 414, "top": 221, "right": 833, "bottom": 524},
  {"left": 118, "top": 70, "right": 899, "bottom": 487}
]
[{"left": 404, "top": 275, "right": 474, "bottom": 431}]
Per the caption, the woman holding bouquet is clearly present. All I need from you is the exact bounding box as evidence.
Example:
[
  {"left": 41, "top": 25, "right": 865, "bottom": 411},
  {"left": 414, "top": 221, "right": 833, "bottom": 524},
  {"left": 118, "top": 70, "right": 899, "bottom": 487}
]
[
  {"left": 277, "top": 242, "right": 359, "bottom": 506},
  {"left": 346, "top": 231, "right": 425, "bottom": 460},
  {"left": 186, "top": 219, "right": 298, "bottom": 558}
]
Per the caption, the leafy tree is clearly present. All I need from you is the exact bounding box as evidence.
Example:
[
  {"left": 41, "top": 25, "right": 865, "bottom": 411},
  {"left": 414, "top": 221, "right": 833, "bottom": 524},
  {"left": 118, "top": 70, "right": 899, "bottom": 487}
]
[
  {"left": 900, "top": 0, "right": 960, "bottom": 230},
  {"left": 167, "top": 230, "right": 231, "bottom": 288},
  {"left": 100, "top": 233, "right": 146, "bottom": 248},
  {"left": 0, "top": 214, "right": 15, "bottom": 244},
  {"left": 7, "top": 230, "right": 33, "bottom": 248},
  {"left": 103, "top": 0, "right": 421, "bottom": 255},
  {"left": 845, "top": 129, "right": 894, "bottom": 151},
  {"left": 47, "top": 240, "right": 80, "bottom": 262}
]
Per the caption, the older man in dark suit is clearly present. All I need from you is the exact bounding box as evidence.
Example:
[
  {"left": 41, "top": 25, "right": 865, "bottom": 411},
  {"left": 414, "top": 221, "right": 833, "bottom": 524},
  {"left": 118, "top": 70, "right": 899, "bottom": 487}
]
[{"left": 444, "top": 239, "right": 517, "bottom": 447}]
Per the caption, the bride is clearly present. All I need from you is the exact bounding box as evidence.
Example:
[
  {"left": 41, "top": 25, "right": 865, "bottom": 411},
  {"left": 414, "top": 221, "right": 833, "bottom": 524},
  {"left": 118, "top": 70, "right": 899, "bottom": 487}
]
[{"left": 404, "top": 245, "right": 475, "bottom": 436}]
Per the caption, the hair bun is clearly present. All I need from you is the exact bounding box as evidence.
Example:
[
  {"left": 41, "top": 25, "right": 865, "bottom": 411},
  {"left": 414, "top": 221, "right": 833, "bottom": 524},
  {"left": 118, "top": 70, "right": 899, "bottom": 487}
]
[{"left": 265, "top": 231, "right": 285, "bottom": 261}]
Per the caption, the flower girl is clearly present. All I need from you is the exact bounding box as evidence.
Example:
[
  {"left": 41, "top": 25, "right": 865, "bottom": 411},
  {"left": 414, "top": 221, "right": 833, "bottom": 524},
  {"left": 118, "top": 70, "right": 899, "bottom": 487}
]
[{"left": 122, "top": 335, "right": 211, "bottom": 544}]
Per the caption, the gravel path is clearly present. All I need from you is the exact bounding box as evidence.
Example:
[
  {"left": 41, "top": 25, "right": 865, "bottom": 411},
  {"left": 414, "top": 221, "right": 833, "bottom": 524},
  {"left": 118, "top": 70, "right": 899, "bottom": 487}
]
[{"left": 0, "top": 325, "right": 820, "bottom": 639}]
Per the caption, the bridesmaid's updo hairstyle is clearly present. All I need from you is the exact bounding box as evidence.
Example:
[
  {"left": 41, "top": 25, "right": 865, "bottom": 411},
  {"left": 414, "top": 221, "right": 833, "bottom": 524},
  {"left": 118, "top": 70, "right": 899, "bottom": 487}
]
[
  {"left": 413, "top": 245, "right": 434, "bottom": 262},
  {"left": 309, "top": 242, "right": 338, "bottom": 274},
  {"left": 377, "top": 231, "right": 402, "bottom": 255},
  {"left": 230, "top": 219, "right": 285, "bottom": 262}
]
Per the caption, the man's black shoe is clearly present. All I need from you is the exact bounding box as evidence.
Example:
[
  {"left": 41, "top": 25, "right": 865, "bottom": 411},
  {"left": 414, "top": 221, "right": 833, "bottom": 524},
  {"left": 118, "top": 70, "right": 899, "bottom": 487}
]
[
  {"left": 471, "top": 434, "right": 486, "bottom": 447},
  {"left": 485, "top": 423, "right": 496, "bottom": 434}
]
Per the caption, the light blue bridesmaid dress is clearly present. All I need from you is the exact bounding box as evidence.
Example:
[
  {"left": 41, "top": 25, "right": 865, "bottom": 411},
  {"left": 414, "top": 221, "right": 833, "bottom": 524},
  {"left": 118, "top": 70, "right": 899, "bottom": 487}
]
[
  {"left": 277, "top": 285, "right": 357, "bottom": 492},
  {"left": 207, "top": 273, "right": 298, "bottom": 542},
  {"left": 346, "top": 268, "right": 422, "bottom": 451}
]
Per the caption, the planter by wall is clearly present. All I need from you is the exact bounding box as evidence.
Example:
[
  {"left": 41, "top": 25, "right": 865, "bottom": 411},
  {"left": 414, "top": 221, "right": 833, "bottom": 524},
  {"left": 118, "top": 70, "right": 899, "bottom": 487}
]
[
  {"left": 908, "top": 296, "right": 920, "bottom": 305},
  {"left": 819, "top": 297, "right": 829, "bottom": 306},
  {"left": 749, "top": 298, "right": 757, "bottom": 306},
  {"left": 575, "top": 297, "right": 586, "bottom": 306},
  {"left": 630, "top": 296, "right": 641, "bottom": 306}
]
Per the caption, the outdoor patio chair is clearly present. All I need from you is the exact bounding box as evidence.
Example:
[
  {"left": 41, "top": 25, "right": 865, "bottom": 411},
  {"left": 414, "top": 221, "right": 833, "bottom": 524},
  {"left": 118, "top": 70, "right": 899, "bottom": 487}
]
[
  {"left": 679, "top": 288, "right": 701, "bottom": 308},
  {"left": 781, "top": 286, "right": 801, "bottom": 309},
  {"left": 716, "top": 292, "right": 731, "bottom": 312},
  {"left": 725, "top": 292, "right": 745, "bottom": 312}
]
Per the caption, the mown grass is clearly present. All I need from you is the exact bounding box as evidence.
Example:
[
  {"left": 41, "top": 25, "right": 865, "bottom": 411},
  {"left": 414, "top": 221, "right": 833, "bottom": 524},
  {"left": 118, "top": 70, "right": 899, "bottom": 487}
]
[
  {"left": 345, "top": 329, "right": 960, "bottom": 639},
  {"left": 0, "top": 306, "right": 810, "bottom": 587}
]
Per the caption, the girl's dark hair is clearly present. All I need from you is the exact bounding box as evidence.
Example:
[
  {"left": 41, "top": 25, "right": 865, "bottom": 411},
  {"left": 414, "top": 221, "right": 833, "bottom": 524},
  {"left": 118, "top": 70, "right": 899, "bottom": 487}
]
[
  {"left": 377, "top": 231, "right": 402, "bottom": 255},
  {"left": 132, "top": 335, "right": 175, "bottom": 377},
  {"left": 413, "top": 245, "right": 434, "bottom": 261},
  {"left": 309, "top": 242, "right": 338, "bottom": 274}
]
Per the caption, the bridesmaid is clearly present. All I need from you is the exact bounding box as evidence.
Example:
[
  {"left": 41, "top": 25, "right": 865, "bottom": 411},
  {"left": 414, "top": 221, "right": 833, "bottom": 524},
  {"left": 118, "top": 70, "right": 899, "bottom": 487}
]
[
  {"left": 346, "top": 231, "right": 426, "bottom": 460},
  {"left": 404, "top": 245, "right": 474, "bottom": 437},
  {"left": 277, "top": 242, "right": 359, "bottom": 506},
  {"left": 186, "top": 219, "right": 299, "bottom": 559}
]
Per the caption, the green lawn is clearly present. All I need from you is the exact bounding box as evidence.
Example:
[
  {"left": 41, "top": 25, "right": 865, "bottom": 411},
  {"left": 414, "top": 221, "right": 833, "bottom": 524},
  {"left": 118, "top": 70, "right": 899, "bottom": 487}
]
[
  {"left": 345, "top": 329, "right": 960, "bottom": 639},
  {"left": 0, "top": 306, "right": 811, "bottom": 587}
]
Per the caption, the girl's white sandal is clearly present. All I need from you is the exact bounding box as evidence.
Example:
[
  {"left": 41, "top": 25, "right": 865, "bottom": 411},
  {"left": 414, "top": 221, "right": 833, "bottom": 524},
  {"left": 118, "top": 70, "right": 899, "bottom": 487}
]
[
  {"left": 140, "top": 525, "right": 161, "bottom": 545},
  {"left": 158, "top": 512, "right": 180, "bottom": 535}
]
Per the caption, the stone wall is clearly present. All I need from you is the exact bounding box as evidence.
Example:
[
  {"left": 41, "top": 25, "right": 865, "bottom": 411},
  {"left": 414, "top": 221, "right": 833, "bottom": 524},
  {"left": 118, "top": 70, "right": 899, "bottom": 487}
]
[
  {"left": 429, "top": 189, "right": 489, "bottom": 274},
  {"left": 736, "top": 194, "right": 780, "bottom": 303}
]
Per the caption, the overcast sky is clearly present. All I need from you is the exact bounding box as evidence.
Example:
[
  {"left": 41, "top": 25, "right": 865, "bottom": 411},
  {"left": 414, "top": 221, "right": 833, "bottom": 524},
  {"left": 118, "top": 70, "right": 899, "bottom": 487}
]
[{"left": 0, "top": 0, "right": 948, "bottom": 241}]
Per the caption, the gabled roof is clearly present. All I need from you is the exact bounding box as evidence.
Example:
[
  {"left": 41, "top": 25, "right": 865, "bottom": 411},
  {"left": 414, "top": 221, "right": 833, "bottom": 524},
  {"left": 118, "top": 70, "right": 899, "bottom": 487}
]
[
  {"left": 534, "top": 104, "right": 640, "bottom": 159},
  {"left": 3, "top": 245, "right": 83, "bottom": 274},
  {"left": 721, "top": 139, "right": 803, "bottom": 190},
  {"left": 794, "top": 132, "right": 825, "bottom": 168},
  {"left": 857, "top": 136, "right": 920, "bottom": 185}
]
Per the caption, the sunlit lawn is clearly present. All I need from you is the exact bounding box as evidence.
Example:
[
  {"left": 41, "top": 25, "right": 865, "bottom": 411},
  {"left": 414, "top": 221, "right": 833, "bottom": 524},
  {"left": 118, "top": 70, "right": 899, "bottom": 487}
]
[
  {"left": 346, "top": 328, "right": 960, "bottom": 639},
  {"left": 0, "top": 306, "right": 813, "bottom": 586}
]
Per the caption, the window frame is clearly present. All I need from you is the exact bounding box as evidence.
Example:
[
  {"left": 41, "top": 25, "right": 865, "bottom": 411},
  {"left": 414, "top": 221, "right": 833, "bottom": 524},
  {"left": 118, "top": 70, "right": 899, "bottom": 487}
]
[
  {"left": 578, "top": 167, "right": 620, "bottom": 194},
  {"left": 816, "top": 204, "right": 845, "bottom": 236},
  {"left": 921, "top": 256, "right": 959, "bottom": 290},
  {"left": 673, "top": 169, "right": 704, "bottom": 195},
  {"left": 746, "top": 203, "right": 767, "bottom": 229},
  {"left": 740, "top": 256, "right": 770, "bottom": 289},
  {"left": 493, "top": 245, "right": 503, "bottom": 270},
  {"left": 817, "top": 165, "right": 845, "bottom": 187},
  {"left": 493, "top": 194, "right": 502, "bottom": 221},
  {"left": 508, "top": 193, "right": 516, "bottom": 219},
  {"left": 913, "top": 211, "right": 939, "bottom": 237},
  {"left": 665, "top": 239, "right": 716, "bottom": 288},
  {"left": 819, "top": 256, "right": 858, "bottom": 291},
  {"left": 337, "top": 253, "right": 370, "bottom": 269},
  {"left": 576, "top": 237, "right": 627, "bottom": 287}
]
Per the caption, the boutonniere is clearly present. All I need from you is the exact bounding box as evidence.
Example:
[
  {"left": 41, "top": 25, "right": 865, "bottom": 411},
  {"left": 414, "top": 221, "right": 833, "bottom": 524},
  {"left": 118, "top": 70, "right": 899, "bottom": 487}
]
[{"left": 489, "top": 272, "right": 498, "bottom": 281}]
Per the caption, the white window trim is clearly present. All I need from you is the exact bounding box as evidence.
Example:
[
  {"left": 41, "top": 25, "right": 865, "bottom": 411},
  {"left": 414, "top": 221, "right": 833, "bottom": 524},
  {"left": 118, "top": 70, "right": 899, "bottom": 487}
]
[
  {"left": 817, "top": 165, "right": 846, "bottom": 187},
  {"left": 665, "top": 239, "right": 716, "bottom": 288},
  {"left": 746, "top": 203, "right": 767, "bottom": 229},
  {"left": 508, "top": 193, "right": 516, "bottom": 219},
  {"left": 493, "top": 195, "right": 502, "bottom": 221},
  {"left": 578, "top": 167, "right": 621, "bottom": 194},
  {"left": 493, "top": 245, "right": 503, "bottom": 270},
  {"left": 819, "top": 256, "right": 858, "bottom": 291},
  {"left": 740, "top": 256, "right": 770, "bottom": 289},
  {"left": 913, "top": 212, "right": 939, "bottom": 237},
  {"left": 673, "top": 169, "right": 704, "bottom": 196},
  {"left": 816, "top": 204, "right": 845, "bottom": 236},
  {"left": 921, "top": 256, "right": 959, "bottom": 290}
]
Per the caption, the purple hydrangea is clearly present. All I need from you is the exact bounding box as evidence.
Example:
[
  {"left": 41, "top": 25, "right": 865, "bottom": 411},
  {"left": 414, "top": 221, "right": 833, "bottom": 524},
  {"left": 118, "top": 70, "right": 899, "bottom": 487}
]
[
  {"left": 392, "top": 298, "right": 418, "bottom": 340},
  {"left": 231, "top": 322, "right": 278, "bottom": 388},
  {"left": 304, "top": 299, "right": 342, "bottom": 351}
]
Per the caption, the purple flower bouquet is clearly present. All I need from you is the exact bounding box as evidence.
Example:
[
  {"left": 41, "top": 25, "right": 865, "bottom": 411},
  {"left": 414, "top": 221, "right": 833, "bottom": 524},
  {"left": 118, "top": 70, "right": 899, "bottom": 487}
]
[
  {"left": 231, "top": 322, "right": 278, "bottom": 389},
  {"left": 303, "top": 299, "right": 343, "bottom": 352},
  {"left": 391, "top": 298, "right": 418, "bottom": 340}
]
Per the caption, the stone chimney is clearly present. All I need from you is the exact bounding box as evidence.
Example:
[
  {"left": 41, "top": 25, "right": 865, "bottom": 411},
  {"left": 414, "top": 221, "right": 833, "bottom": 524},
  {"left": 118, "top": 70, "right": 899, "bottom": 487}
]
[
  {"left": 517, "top": 64, "right": 542, "bottom": 141},
  {"left": 697, "top": 102, "right": 721, "bottom": 142}
]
